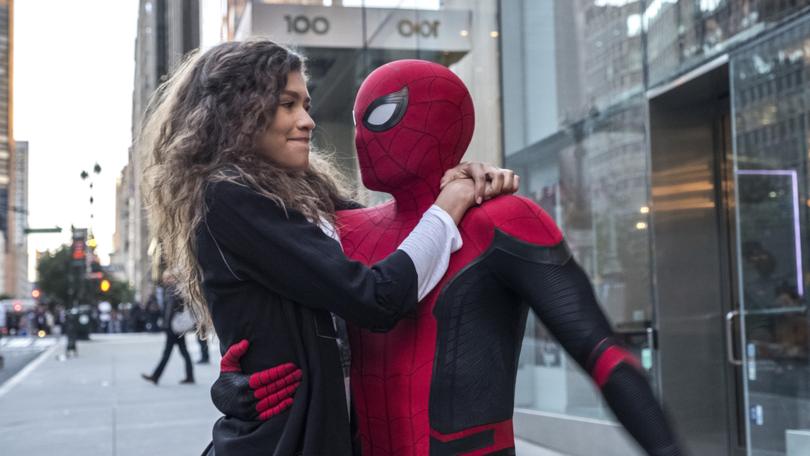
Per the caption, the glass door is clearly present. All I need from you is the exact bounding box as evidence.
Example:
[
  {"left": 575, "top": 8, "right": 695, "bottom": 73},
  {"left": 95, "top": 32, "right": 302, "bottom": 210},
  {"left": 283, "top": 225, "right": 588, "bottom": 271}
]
[{"left": 731, "top": 14, "right": 810, "bottom": 456}]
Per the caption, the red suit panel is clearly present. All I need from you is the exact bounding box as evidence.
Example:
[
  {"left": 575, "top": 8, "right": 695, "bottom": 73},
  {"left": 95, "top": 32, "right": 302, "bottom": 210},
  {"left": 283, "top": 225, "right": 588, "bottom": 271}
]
[{"left": 341, "top": 195, "right": 563, "bottom": 455}]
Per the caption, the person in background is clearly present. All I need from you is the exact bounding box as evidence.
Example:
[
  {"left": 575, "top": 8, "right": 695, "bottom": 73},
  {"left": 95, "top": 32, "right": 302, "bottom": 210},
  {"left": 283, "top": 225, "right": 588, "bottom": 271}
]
[
  {"left": 196, "top": 335, "right": 210, "bottom": 364},
  {"left": 141, "top": 270, "right": 194, "bottom": 385}
]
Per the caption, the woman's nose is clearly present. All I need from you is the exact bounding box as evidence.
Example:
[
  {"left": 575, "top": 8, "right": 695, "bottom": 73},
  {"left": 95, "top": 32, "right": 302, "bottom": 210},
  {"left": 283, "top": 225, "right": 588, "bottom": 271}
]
[{"left": 298, "top": 110, "right": 315, "bottom": 130}]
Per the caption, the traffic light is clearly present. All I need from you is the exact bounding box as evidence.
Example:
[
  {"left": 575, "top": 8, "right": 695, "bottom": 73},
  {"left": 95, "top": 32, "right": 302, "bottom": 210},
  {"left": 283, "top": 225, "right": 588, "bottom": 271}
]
[
  {"left": 71, "top": 239, "right": 86, "bottom": 261},
  {"left": 31, "top": 289, "right": 41, "bottom": 299},
  {"left": 100, "top": 279, "right": 111, "bottom": 293},
  {"left": 71, "top": 228, "right": 88, "bottom": 267}
]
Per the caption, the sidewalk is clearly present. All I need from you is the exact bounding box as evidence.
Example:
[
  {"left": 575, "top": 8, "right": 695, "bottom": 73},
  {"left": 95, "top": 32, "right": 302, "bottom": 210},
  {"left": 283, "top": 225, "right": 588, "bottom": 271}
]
[
  {"left": 0, "top": 333, "right": 220, "bottom": 456},
  {"left": 515, "top": 438, "right": 570, "bottom": 456},
  {"left": 0, "top": 333, "right": 569, "bottom": 456}
]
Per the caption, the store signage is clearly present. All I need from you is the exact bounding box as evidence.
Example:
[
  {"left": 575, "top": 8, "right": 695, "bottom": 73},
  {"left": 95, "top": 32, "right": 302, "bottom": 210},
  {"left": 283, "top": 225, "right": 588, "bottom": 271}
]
[{"left": 248, "top": 4, "right": 471, "bottom": 52}]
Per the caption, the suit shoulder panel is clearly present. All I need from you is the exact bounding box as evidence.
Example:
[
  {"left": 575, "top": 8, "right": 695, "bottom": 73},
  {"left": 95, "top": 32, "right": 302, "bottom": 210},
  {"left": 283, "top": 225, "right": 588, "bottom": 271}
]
[{"left": 466, "top": 195, "right": 562, "bottom": 247}]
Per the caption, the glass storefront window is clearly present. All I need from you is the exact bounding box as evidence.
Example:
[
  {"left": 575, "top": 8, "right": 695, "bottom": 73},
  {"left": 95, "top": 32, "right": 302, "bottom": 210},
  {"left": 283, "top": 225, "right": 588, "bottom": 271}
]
[
  {"left": 504, "top": 0, "right": 810, "bottom": 434},
  {"left": 510, "top": 96, "right": 653, "bottom": 421},
  {"left": 646, "top": 0, "right": 810, "bottom": 87},
  {"left": 732, "top": 14, "right": 810, "bottom": 454},
  {"left": 502, "top": 1, "right": 653, "bottom": 422},
  {"left": 502, "top": 0, "right": 646, "bottom": 155}
]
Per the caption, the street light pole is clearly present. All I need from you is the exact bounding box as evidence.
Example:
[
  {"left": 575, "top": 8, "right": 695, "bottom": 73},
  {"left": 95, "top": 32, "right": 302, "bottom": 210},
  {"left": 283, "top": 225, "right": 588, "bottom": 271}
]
[{"left": 79, "top": 163, "right": 102, "bottom": 232}]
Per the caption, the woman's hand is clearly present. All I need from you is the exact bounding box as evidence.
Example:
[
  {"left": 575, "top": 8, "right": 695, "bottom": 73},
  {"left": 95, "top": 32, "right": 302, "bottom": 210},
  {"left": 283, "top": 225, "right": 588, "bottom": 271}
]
[
  {"left": 434, "top": 178, "right": 476, "bottom": 225},
  {"left": 440, "top": 162, "right": 520, "bottom": 205}
]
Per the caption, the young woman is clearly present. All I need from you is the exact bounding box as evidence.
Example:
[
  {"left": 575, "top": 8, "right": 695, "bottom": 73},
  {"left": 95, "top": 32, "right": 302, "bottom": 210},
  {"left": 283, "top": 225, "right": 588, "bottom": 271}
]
[{"left": 142, "top": 40, "right": 517, "bottom": 455}]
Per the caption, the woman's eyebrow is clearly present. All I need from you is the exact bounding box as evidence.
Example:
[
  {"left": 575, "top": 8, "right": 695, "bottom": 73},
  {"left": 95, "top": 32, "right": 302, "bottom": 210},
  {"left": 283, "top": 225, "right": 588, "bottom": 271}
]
[{"left": 281, "top": 90, "right": 311, "bottom": 102}]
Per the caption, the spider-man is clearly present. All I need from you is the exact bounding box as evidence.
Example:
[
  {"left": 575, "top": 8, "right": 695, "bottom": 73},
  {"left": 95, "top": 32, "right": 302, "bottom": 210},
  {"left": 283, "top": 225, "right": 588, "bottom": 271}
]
[{"left": 212, "top": 60, "right": 681, "bottom": 456}]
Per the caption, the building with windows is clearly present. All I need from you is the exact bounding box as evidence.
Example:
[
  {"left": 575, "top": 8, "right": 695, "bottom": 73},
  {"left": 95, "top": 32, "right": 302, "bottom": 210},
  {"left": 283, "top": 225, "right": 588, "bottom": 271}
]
[
  {"left": 0, "top": 0, "right": 13, "bottom": 297},
  {"left": 111, "top": 159, "right": 133, "bottom": 285},
  {"left": 502, "top": 2, "right": 810, "bottom": 456},
  {"left": 126, "top": 0, "right": 200, "bottom": 302},
  {"left": 12, "top": 139, "right": 26, "bottom": 298}
]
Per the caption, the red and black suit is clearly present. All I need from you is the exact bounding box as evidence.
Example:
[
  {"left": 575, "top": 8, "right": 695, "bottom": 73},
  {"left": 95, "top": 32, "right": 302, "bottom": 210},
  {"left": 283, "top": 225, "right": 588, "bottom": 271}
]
[{"left": 214, "top": 60, "right": 681, "bottom": 456}]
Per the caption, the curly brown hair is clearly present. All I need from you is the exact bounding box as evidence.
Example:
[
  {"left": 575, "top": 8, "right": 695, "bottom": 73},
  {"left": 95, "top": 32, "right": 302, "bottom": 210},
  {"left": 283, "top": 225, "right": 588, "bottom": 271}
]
[{"left": 141, "top": 40, "right": 348, "bottom": 335}]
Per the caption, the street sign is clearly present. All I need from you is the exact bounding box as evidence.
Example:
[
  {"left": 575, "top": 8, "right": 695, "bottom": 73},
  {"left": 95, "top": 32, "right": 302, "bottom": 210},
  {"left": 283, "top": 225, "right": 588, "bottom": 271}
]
[
  {"left": 248, "top": 4, "right": 472, "bottom": 52},
  {"left": 24, "top": 227, "right": 62, "bottom": 234}
]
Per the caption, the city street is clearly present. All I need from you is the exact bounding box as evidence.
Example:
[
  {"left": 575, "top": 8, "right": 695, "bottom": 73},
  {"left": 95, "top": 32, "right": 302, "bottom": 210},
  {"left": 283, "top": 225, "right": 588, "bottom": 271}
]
[
  {"left": 0, "top": 336, "right": 57, "bottom": 384},
  {"left": 0, "top": 333, "right": 566, "bottom": 456}
]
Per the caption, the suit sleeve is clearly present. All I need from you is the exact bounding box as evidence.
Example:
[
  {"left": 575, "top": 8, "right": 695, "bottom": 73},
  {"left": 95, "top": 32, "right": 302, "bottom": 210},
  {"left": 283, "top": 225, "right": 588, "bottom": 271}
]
[
  {"left": 203, "top": 181, "right": 418, "bottom": 332},
  {"left": 486, "top": 230, "right": 681, "bottom": 456}
]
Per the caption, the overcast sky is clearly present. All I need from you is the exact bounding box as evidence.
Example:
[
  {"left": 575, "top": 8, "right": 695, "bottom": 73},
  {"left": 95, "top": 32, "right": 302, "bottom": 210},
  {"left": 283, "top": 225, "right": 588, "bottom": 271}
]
[{"left": 14, "top": 0, "right": 140, "bottom": 280}]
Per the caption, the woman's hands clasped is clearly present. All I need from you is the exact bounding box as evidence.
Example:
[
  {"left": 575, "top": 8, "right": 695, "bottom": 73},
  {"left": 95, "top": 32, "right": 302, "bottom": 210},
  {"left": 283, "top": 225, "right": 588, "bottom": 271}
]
[{"left": 435, "top": 162, "right": 520, "bottom": 224}]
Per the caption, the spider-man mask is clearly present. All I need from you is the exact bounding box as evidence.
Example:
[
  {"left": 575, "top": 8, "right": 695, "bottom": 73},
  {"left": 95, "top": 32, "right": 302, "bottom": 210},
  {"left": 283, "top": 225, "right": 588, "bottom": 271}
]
[{"left": 353, "top": 60, "right": 475, "bottom": 194}]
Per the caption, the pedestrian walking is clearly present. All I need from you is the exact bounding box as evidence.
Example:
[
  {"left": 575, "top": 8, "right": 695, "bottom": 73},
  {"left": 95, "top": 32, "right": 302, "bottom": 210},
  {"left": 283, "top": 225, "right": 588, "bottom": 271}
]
[
  {"left": 141, "top": 270, "right": 194, "bottom": 385},
  {"left": 196, "top": 335, "right": 209, "bottom": 364},
  {"left": 64, "top": 308, "right": 79, "bottom": 358}
]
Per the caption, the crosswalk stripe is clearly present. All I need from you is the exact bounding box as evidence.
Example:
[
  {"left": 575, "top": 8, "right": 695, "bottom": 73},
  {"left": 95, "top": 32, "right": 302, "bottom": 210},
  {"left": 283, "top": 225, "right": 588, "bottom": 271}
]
[
  {"left": 33, "top": 338, "right": 56, "bottom": 348},
  {"left": 6, "top": 338, "right": 34, "bottom": 348}
]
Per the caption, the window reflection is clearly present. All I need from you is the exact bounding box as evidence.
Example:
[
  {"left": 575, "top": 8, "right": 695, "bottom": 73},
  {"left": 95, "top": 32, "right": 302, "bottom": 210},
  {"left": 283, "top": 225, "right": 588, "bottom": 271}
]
[
  {"left": 503, "top": 1, "right": 651, "bottom": 421},
  {"left": 504, "top": 0, "right": 810, "bottom": 426},
  {"left": 732, "top": 14, "right": 810, "bottom": 454},
  {"left": 510, "top": 97, "right": 651, "bottom": 420},
  {"left": 646, "top": 0, "right": 810, "bottom": 86}
]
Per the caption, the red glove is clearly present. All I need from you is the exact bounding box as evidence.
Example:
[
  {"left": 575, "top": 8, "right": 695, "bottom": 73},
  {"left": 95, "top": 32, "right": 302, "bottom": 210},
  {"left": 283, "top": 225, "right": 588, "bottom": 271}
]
[{"left": 211, "top": 339, "right": 302, "bottom": 420}]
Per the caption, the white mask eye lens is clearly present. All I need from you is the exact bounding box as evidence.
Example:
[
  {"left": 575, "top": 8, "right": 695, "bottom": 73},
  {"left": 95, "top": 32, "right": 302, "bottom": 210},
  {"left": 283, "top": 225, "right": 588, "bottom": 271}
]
[
  {"left": 362, "top": 87, "right": 408, "bottom": 132},
  {"left": 352, "top": 109, "right": 356, "bottom": 127},
  {"left": 366, "top": 103, "right": 397, "bottom": 126}
]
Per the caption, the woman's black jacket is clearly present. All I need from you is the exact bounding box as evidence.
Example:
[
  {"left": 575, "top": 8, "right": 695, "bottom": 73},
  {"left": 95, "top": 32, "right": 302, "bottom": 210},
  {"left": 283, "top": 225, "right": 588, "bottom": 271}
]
[{"left": 197, "top": 180, "right": 418, "bottom": 455}]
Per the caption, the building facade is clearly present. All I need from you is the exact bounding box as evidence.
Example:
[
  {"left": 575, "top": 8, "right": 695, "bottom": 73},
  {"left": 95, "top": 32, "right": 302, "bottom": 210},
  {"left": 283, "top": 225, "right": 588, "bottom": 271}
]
[
  {"left": 110, "top": 159, "right": 133, "bottom": 284},
  {"left": 0, "top": 0, "right": 27, "bottom": 300},
  {"left": 126, "top": 0, "right": 199, "bottom": 302},
  {"left": 0, "top": 0, "right": 13, "bottom": 297},
  {"left": 502, "top": 2, "right": 810, "bottom": 456},
  {"left": 12, "top": 139, "right": 26, "bottom": 298}
]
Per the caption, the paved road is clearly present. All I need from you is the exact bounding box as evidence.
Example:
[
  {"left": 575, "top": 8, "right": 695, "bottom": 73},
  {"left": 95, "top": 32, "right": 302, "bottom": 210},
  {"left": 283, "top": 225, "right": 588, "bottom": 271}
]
[{"left": 0, "top": 336, "right": 58, "bottom": 384}]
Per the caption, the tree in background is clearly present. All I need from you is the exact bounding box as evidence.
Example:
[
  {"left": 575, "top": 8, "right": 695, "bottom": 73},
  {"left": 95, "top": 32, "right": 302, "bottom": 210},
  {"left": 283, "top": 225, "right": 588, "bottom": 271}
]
[
  {"left": 36, "top": 244, "right": 134, "bottom": 309},
  {"left": 36, "top": 246, "right": 73, "bottom": 307}
]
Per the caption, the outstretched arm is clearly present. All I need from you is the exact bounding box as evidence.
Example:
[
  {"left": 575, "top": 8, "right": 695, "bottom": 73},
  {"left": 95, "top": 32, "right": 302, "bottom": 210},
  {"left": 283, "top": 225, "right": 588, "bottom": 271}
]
[{"left": 482, "top": 200, "right": 681, "bottom": 456}]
